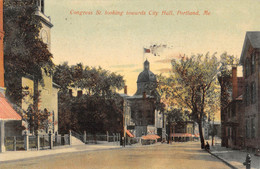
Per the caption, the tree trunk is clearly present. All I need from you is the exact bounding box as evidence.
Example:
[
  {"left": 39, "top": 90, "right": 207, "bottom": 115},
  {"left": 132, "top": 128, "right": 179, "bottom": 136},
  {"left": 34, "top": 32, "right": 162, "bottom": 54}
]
[
  {"left": 167, "top": 122, "right": 170, "bottom": 144},
  {"left": 198, "top": 120, "right": 205, "bottom": 149}
]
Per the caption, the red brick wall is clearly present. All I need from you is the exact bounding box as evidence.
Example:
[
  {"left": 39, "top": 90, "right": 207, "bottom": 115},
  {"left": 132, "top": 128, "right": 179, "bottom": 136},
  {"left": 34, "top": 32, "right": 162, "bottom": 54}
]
[{"left": 0, "top": 0, "right": 4, "bottom": 88}]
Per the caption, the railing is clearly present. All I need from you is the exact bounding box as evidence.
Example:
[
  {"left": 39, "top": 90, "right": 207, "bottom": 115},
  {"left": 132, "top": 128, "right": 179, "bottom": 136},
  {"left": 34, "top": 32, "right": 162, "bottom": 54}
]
[
  {"left": 4, "top": 136, "right": 25, "bottom": 151},
  {"left": 40, "top": 135, "right": 49, "bottom": 149},
  {"left": 71, "top": 130, "right": 84, "bottom": 143},
  {"left": 4, "top": 131, "right": 72, "bottom": 152},
  {"left": 53, "top": 134, "right": 70, "bottom": 147},
  {"left": 29, "top": 135, "right": 37, "bottom": 149},
  {"left": 71, "top": 131, "right": 121, "bottom": 145}
]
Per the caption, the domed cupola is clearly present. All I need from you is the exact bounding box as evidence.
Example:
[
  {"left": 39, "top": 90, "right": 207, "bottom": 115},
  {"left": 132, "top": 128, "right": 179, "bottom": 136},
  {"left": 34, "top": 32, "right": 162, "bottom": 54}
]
[
  {"left": 137, "top": 60, "right": 157, "bottom": 83},
  {"left": 135, "top": 60, "right": 157, "bottom": 95}
]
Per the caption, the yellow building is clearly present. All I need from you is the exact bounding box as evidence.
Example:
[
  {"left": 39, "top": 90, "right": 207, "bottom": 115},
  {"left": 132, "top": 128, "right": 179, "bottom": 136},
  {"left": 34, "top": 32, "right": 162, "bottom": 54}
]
[{"left": 22, "top": 0, "right": 59, "bottom": 134}]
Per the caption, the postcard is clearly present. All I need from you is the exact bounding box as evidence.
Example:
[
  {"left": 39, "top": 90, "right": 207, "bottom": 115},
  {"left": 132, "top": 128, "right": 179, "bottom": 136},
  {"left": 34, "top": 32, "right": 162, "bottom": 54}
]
[{"left": 0, "top": 0, "right": 260, "bottom": 168}]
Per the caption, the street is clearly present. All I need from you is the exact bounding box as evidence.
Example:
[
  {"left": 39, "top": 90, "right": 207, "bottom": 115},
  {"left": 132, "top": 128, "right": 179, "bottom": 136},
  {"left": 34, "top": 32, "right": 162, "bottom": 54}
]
[{"left": 0, "top": 142, "right": 230, "bottom": 169}]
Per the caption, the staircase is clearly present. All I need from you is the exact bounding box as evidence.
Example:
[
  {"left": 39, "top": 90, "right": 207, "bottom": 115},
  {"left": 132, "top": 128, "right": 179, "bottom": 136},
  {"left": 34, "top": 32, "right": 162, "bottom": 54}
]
[
  {"left": 71, "top": 136, "right": 85, "bottom": 145},
  {"left": 71, "top": 130, "right": 85, "bottom": 145}
]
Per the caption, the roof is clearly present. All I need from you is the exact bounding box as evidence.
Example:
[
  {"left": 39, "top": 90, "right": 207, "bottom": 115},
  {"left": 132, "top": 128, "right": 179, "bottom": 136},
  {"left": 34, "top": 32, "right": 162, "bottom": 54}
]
[
  {"left": 119, "top": 93, "right": 130, "bottom": 98},
  {"left": 172, "top": 133, "right": 193, "bottom": 137},
  {"left": 137, "top": 70, "right": 157, "bottom": 83},
  {"left": 0, "top": 93, "right": 22, "bottom": 120},
  {"left": 240, "top": 31, "right": 260, "bottom": 64}
]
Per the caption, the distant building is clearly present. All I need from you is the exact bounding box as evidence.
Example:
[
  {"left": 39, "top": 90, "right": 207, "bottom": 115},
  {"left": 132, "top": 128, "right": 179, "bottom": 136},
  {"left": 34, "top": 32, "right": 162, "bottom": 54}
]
[
  {"left": 240, "top": 31, "right": 260, "bottom": 152},
  {"left": 126, "top": 60, "right": 164, "bottom": 138},
  {"left": 222, "top": 67, "right": 245, "bottom": 149},
  {"left": 168, "top": 120, "right": 195, "bottom": 142}
]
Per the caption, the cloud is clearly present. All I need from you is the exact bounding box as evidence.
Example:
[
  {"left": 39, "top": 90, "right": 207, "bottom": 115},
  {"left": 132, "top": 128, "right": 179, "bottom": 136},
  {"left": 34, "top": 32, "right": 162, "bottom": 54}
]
[
  {"left": 132, "top": 69, "right": 143, "bottom": 73},
  {"left": 155, "top": 58, "right": 172, "bottom": 64},
  {"left": 156, "top": 68, "right": 172, "bottom": 73},
  {"left": 110, "top": 64, "right": 137, "bottom": 69}
]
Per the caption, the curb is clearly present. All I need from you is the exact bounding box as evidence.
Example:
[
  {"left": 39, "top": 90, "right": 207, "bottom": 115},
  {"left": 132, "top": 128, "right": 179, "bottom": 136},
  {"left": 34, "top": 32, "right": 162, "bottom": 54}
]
[{"left": 207, "top": 150, "right": 238, "bottom": 169}]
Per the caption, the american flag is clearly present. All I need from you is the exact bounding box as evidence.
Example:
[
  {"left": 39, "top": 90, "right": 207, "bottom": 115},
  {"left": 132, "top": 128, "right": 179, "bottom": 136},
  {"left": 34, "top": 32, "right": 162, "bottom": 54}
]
[{"left": 144, "top": 48, "right": 151, "bottom": 53}]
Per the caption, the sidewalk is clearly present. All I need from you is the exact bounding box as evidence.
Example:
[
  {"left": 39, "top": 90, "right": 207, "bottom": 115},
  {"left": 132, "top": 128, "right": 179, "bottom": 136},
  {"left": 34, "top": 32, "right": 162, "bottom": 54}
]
[
  {"left": 209, "top": 144, "right": 260, "bottom": 169},
  {"left": 0, "top": 142, "right": 121, "bottom": 163}
]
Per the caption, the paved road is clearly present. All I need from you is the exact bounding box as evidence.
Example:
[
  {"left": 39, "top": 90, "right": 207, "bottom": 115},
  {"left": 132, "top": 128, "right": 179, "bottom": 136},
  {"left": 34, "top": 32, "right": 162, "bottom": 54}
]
[{"left": 0, "top": 142, "right": 230, "bottom": 169}]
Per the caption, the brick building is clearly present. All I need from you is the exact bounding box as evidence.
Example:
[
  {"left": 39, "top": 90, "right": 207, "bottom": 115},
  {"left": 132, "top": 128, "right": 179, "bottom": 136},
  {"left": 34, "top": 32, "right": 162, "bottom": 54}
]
[
  {"left": 222, "top": 67, "right": 245, "bottom": 149},
  {"left": 0, "top": 0, "right": 22, "bottom": 153}
]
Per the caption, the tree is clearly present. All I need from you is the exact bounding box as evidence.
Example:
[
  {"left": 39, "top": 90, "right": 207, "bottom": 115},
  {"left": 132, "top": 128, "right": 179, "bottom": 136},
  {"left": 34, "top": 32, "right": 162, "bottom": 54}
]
[
  {"left": 4, "top": 0, "right": 53, "bottom": 105},
  {"left": 53, "top": 63, "right": 125, "bottom": 134},
  {"left": 167, "top": 53, "right": 220, "bottom": 148},
  {"left": 21, "top": 91, "right": 51, "bottom": 134}
]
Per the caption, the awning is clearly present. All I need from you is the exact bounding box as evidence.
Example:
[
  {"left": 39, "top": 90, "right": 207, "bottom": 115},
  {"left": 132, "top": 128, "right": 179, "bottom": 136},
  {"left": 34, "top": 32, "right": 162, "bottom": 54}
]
[
  {"left": 173, "top": 133, "right": 193, "bottom": 137},
  {"left": 194, "top": 134, "right": 200, "bottom": 137},
  {"left": 126, "top": 130, "right": 134, "bottom": 137},
  {"left": 0, "top": 93, "right": 22, "bottom": 120},
  {"left": 142, "top": 134, "right": 160, "bottom": 140}
]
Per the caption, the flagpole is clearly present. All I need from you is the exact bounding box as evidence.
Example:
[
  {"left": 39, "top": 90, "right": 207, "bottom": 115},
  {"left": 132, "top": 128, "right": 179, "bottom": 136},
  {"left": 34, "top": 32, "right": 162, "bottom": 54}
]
[{"left": 143, "top": 47, "right": 144, "bottom": 63}]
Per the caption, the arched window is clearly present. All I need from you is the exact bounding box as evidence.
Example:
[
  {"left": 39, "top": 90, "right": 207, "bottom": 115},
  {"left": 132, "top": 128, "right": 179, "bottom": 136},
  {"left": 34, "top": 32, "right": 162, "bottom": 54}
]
[{"left": 251, "top": 52, "right": 256, "bottom": 74}]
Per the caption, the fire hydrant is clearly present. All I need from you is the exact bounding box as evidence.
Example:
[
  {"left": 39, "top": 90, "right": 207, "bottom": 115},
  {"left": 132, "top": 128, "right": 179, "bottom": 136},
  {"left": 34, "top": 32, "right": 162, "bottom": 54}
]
[{"left": 243, "top": 153, "right": 251, "bottom": 169}]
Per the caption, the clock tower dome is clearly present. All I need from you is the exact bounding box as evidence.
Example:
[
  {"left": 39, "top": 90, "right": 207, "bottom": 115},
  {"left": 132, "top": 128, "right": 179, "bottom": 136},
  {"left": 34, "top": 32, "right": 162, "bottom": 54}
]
[{"left": 36, "top": 0, "right": 53, "bottom": 50}]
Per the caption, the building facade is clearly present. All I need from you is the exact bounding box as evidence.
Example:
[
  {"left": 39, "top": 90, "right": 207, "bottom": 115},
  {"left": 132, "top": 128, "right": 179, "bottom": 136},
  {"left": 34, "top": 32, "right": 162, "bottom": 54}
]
[
  {"left": 0, "top": 0, "right": 22, "bottom": 152},
  {"left": 240, "top": 32, "right": 260, "bottom": 152},
  {"left": 221, "top": 67, "right": 245, "bottom": 149},
  {"left": 22, "top": 0, "right": 59, "bottom": 134},
  {"left": 127, "top": 60, "right": 164, "bottom": 138}
]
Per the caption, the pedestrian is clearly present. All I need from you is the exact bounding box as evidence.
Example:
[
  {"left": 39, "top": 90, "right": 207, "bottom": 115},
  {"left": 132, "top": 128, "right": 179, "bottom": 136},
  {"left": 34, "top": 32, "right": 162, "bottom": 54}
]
[{"left": 205, "top": 141, "right": 210, "bottom": 150}]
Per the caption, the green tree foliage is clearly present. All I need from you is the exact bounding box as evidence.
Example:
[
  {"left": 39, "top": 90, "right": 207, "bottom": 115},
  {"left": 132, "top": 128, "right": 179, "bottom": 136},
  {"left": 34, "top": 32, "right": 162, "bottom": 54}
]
[
  {"left": 53, "top": 62, "right": 125, "bottom": 134},
  {"left": 158, "top": 53, "right": 238, "bottom": 148},
  {"left": 54, "top": 62, "right": 125, "bottom": 97},
  {"left": 4, "top": 0, "right": 53, "bottom": 105},
  {"left": 159, "top": 53, "right": 220, "bottom": 148},
  {"left": 218, "top": 53, "right": 239, "bottom": 110}
]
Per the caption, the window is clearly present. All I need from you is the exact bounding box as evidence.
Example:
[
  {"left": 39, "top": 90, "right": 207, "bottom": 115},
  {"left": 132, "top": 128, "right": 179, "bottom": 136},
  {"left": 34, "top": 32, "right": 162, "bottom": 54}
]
[
  {"left": 245, "top": 58, "right": 250, "bottom": 78},
  {"left": 41, "top": 0, "right": 44, "bottom": 13},
  {"left": 251, "top": 118, "right": 255, "bottom": 138},
  {"left": 231, "top": 103, "right": 236, "bottom": 117},
  {"left": 245, "top": 85, "right": 250, "bottom": 106},
  {"left": 251, "top": 82, "right": 256, "bottom": 104},
  {"left": 251, "top": 52, "right": 256, "bottom": 74},
  {"left": 246, "top": 119, "right": 250, "bottom": 138}
]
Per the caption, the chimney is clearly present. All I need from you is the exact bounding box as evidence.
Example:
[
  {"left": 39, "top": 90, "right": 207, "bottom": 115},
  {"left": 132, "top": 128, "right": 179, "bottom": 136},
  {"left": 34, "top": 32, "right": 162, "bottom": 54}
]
[
  {"left": 77, "top": 90, "right": 82, "bottom": 97},
  {"left": 124, "top": 86, "right": 127, "bottom": 95},
  {"left": 232, "top": 67, "right": 238, "bottom": 100},
  {"left": 143, "top": 92, "right": 146, "bottom": 99},
  {"left": 69, "top": 89, "right": 72, "bottom": 97}
]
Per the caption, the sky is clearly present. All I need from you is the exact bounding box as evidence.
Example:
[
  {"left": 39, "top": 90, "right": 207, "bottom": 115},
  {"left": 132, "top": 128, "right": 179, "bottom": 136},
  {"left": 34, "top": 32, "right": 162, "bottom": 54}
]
[{"left": 45, "top": 0, "right": 260, "bottom": 97}]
